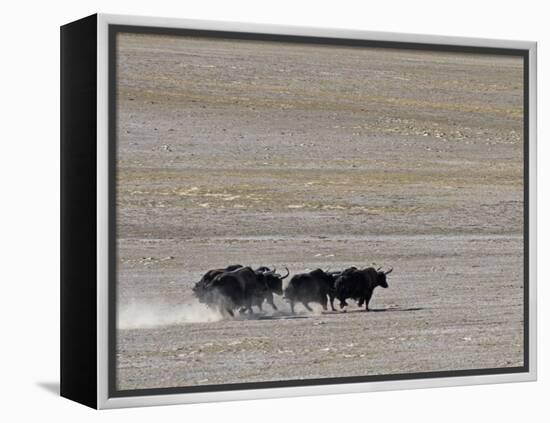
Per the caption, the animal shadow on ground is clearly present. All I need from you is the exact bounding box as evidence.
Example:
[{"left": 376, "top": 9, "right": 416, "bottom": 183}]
[
  {"left": 237, "top": 307, "right": 423, "bottom": 320},
  {"left": 237, "top": 311, "right": 311, "bottom": 321},
  {"left": 336, "top": 306, "right": 424, "bottom": 314}
]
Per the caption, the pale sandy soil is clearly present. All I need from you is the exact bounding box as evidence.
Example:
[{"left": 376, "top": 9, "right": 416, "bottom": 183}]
[{"left": 114, "top": 32, "right": 524, "bottom": 390}]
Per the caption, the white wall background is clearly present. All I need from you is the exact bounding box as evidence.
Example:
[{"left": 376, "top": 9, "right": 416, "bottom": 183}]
[{"left": 1, "top": 0, "right": 546, "bottom": 420}]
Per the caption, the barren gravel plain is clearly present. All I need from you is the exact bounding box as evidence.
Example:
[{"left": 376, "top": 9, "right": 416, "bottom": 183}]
[{"left": 114, "top": 33, "right": 525, "bottom": 391}]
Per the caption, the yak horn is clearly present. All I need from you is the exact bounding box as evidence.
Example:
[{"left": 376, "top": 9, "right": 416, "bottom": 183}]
[
  {"left": 384, "top": 266, "right": 393, "bottom": 275},
  {"left": 265, "top": 266, "right": 276, "bottom": 275},
  {"left": 280, "top": 267, "right": 290, "bottom": 279}
]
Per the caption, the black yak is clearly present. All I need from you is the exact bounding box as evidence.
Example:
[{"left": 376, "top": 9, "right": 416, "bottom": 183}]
[{"left": 334, "top": 266, "right": 392, "bottom": 311}]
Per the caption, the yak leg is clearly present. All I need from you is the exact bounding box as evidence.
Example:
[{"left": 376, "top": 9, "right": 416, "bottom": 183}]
[
  {"left": 320, "top": 295, "right": 328, "bottom": 311},
  {"left": 302, "top": 301, "right": 313, "bottom": 312},
  {"left": 218, "top": 301, "right": 234, "bottom": 318},
  {"left": 266, "top": 292, "right": 278, "bottom": 310},
  {"left": 220, "top": 304, "right": 234, "bottom": 317},
  {"left": 245, "top": 298, "right": 254, "bottom": 315},
  {"left": 289, "top": 300, "right": 295, "bottom": 314},
  {"left": 329, "top": 293, "right": 336, "bottom": 311},
  {"left": 364, "top": 291, "right": 373, "bottom": 311}
]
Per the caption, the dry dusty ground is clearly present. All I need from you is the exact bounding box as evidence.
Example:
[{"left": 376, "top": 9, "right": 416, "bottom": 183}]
[{"left": 114, "top": 33, "right": 524, "bottom": 390}]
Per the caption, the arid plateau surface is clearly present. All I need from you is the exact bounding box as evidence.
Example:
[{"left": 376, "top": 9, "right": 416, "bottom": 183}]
[{"left": 114, "top": 33, "right": 525, "bottom": 390}]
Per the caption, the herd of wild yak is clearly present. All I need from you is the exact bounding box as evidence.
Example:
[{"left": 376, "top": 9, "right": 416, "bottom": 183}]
[{"left": 192, "top": 265, "right": 393, "bottom": 317}]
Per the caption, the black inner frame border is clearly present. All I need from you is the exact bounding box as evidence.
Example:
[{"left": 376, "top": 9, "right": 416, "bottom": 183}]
[{"left": 108, "top": 24, "right": 530, "bottom": 398}]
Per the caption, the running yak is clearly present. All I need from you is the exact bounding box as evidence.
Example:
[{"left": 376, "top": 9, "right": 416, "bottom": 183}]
[
  {"left": 283, "top": 268, "right": 354, "bottom": 313},
  {"left": 334, "top": 266, "right": 393, "bottom": 311},
  {"left": 193, "top": 265, "right": 289, "bottom": 316}
]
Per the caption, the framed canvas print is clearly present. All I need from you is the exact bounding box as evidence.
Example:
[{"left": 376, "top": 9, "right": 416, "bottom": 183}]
[{"left": 60, "top": 13, "right": 537, "bottom": 409}]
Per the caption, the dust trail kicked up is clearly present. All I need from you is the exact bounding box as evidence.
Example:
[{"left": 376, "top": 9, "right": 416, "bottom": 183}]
[{"left": 118, "top": 301, "right": 223, "bottom": 329}]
